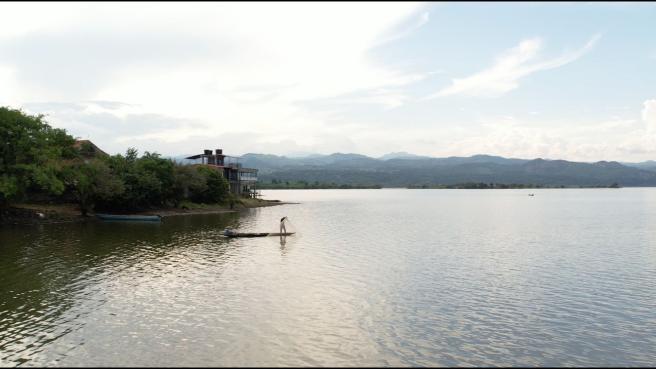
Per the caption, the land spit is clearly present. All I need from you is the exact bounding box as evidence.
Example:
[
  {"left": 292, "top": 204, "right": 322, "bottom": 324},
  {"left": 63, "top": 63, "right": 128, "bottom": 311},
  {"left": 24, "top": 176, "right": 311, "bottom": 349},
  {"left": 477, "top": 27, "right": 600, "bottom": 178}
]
[{"left": 1, "top": 199, "right": 297, "bottom": 226}]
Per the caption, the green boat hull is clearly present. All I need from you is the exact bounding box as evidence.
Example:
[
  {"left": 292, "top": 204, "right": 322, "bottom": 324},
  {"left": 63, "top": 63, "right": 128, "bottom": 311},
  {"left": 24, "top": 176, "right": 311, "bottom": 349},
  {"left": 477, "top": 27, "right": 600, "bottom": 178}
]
[
  {"left": 224, "top": 232, "right": 295, "bottom": 238},
  {"left": 95, "top": 213, "right": 162, "bottom": 222}
]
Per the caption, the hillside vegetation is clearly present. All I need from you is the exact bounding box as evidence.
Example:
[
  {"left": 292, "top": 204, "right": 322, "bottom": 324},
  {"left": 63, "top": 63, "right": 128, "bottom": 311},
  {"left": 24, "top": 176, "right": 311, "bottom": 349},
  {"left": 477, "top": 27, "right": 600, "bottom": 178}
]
[
  {"left": 240, "top": 153, "right": 656, "bottom": 188},
  {"left": 1, "top": 107, "right": 231, "bottom": 216}
]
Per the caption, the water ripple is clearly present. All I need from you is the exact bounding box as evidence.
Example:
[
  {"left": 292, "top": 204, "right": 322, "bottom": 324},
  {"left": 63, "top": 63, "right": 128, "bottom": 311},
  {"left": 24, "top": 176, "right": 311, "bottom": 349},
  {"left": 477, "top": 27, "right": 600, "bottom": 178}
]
[{"left": 0, "top": 189, "right": 655, "bottom": 366}]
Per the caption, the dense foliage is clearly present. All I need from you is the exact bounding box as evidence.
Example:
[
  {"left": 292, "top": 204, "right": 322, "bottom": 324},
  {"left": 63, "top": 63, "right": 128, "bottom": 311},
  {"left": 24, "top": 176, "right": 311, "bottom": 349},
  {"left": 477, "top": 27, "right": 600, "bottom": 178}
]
[
  {"left": 1, "top": 107, "right": 230, "bottom": 214},
  {"left": 0, "top": 107, "right": 76, "bottom": 204}
]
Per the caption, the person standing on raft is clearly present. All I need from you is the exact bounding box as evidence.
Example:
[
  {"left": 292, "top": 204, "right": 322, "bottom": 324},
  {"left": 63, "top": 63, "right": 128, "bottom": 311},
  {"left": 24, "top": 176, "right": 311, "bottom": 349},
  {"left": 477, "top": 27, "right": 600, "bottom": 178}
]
[{"left": 280, "top": 217, "right": 288, "bottom": 234}]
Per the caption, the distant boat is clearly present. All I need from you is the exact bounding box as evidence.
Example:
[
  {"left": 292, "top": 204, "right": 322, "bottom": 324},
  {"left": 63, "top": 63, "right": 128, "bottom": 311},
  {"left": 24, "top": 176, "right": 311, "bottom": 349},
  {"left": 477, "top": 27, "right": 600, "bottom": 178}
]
[
  {"left": 528, "top": 193, "right": 535, "bottom": 196},
  {"left": 95, "top": 213, "right": 162, "bottom": 222},
  {"left": 223, "top": 229, "right": 294, "bottom": 238}
]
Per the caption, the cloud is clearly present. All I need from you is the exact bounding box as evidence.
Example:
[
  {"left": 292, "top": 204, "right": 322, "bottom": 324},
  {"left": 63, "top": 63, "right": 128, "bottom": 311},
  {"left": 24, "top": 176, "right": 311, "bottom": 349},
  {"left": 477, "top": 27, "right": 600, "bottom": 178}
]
[
  {"left": 0, "top": 2, "right": 431, "bottom": 154},
  {"left": 612, "top": 102, "right": 656, "bottom": 159},
  {"left": 427, "top": 34, "right": 601, "bottom": 98},
  {"left": 0, "top": 3, "right": 429, "bottom": 103},
  {"left": 642, "top": 99, "right": 656, "bottom": 132},
  {"left": 21, "top": 101, "right": 205, "bottom": 154},
  {"left": 424, "top": 102, "right": 656, "bottom": 162},
  {"left": 3, "top": 4, "right": 651, "bottom": 162},
  {"left": 19, "top": 100, "right": 364, "bottom": 157},
  {"left": 117, "top": 131, "right": 359, "bottom": 158},
  {"left": 296, "top": 87, "right": 414, "bottom": 111},
  {"left": 374, "top": 11, "right": 430, "bottom": 46},
  {"left": 0, "top": 28, "right": 240, "bottom": 99},
  {"left": 0, "top": 3, "right": 434, "bottom": 160}
]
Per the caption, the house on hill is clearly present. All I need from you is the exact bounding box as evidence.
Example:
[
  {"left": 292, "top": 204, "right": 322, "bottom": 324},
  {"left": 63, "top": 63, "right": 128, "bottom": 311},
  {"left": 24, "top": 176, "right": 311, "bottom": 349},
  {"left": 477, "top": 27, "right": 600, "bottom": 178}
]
[{"left": 185, "top": 148, "right": 258, "bottom": 197}]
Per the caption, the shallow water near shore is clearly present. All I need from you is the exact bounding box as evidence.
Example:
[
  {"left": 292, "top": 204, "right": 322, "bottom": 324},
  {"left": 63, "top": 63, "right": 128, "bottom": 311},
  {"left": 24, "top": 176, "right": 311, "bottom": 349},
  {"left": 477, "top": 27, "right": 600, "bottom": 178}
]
[{"left": 1, "top": 188, "right": 655, "bottom": 366}]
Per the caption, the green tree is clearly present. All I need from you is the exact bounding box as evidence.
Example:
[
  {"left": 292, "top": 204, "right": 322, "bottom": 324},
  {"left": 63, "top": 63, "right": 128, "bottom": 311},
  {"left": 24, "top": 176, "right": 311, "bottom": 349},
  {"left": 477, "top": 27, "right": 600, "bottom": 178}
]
[
  {"left": 0, "top": 107, "right": 76, "bottom": 205},
  {"left": 102, "top": 149, "right": 176, "bottom": 210},
  {"left": 136, "top": 151, "right": 175, "bottom": 206},
  {"left": 194, "top": 166, "right": 229, "bottom": 204},
  {"left": 173, "top": 164, "right": 208, "bottom": 205},
  {"left": 63, "top": 159, "right": 125, "bottom": 215}
]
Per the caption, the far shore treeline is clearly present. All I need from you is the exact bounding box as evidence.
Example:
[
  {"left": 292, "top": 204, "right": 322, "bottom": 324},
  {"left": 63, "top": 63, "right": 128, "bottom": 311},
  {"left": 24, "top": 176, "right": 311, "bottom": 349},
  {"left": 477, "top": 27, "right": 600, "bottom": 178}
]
[
  {"left": 258, "top": 180, "right": 382, "bottom": 189},
  {"left": 0, "top": 107, "right": 232, "bottom": 215}
]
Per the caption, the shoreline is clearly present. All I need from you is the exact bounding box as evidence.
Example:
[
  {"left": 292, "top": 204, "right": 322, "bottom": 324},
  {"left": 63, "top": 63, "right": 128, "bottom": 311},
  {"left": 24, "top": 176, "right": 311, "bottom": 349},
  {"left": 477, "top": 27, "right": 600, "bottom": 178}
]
[
  {"left": 0, "top": 199, "right": 297, "bottom": 226},
  {"left": 261, "top": 185, "right": 625, "bottom": 190},
  {"left": 138, "top": 199, "right": 298, "bottom": 218}
]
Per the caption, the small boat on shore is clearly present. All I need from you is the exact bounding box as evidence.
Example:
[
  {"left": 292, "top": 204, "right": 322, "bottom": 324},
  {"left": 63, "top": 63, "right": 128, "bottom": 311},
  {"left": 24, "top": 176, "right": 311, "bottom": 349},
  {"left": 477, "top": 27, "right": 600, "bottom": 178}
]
[{"left": 95, "top": 213, "right": 162, "bottom": 222}]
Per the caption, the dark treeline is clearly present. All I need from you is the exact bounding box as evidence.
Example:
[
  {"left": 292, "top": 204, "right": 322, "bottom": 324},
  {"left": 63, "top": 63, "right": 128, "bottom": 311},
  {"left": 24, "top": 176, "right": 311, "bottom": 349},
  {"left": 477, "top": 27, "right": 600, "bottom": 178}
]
[
  {"left": 261, "top": 180, "right": 620, "bottom": 190},
  {"left": 407, "top": 182, "right": 621, "bottom": 189},
  {"left": 0, "top": 107, "right": 231, "bottom": 215},
  {"left": 259, "top": 179, "right": 381, "bottom": 189}
]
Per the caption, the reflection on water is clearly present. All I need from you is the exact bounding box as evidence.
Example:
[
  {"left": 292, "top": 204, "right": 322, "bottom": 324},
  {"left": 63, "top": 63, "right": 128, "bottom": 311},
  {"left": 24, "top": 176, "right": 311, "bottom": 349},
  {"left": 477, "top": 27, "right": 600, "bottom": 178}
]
[{"left": 1, "top": 189, "right": 656, "bottom": 366}]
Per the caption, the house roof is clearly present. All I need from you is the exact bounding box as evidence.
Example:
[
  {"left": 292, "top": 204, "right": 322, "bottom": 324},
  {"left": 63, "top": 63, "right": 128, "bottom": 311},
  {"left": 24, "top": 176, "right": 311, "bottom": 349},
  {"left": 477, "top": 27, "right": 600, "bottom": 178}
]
[
  {"left": 185, "top": 154, "right": 205, "bottom": 159},
  {"left": 185, "top": 153, "right": 241, "bottom": 160},
  {"left": 74, "top": 139, "right": 109, "bottom": 157}
]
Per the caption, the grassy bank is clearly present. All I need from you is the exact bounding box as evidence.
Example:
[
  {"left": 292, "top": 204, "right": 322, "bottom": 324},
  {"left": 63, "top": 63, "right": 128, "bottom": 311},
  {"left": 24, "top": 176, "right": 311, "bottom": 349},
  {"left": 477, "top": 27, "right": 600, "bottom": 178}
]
[{"left": 0, "top": 203, "right": 84, "bottom": 225}]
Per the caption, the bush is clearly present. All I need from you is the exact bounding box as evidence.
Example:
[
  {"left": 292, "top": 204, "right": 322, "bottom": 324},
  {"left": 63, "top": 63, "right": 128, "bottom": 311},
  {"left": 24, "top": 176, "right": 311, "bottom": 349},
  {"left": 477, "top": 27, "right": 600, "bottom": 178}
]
[
  {"left": 193, "top": 166, "right": 230, "bottom": 204},
  {"left": 1, "top": 105, "right": 235, "bottom": 213},
  {"left": 0, "top": 107, "right": 75, "bottom": 204}
]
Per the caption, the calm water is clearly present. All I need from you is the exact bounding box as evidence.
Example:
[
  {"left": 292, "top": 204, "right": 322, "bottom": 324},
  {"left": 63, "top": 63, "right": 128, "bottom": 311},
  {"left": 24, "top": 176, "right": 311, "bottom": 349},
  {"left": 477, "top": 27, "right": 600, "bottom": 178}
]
[{"left": 1, "top": 189, "right": 655, "bottom": 366}]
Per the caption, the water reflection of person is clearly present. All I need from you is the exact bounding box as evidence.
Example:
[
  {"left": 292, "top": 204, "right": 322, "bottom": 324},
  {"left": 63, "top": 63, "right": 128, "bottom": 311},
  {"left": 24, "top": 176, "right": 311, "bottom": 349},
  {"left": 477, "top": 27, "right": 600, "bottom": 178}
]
[
  {"left": 279, "top": 234, "right": 287, "bottom": 247},
  {"left": 280, "top": 216, "right": 288, "bottom": 234}
]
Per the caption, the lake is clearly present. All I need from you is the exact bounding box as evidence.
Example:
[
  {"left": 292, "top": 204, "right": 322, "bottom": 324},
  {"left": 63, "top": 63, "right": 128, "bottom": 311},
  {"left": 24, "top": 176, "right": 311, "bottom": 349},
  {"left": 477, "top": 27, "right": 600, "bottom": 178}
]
[{"left": 1, "top": 189, "right": 655, "bottom": 366}]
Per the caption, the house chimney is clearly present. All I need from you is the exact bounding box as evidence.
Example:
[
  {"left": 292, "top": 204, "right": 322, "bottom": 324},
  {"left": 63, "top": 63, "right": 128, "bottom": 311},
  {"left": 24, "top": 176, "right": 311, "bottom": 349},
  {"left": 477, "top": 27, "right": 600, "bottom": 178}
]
[{"left": 215, "top": 149, "right": 224, "bottom": 166}]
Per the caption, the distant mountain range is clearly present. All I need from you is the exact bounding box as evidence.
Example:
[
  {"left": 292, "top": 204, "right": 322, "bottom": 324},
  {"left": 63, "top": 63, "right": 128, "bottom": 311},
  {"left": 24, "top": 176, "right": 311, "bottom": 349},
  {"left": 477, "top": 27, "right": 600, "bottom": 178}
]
[
  {"left": 377, "top": 152, "right": 432, "bottom": 160},
  {"left": 622, "top": 160, "right": 656, "bottom": 172},
  {"left": 168, "top": 152, "right": 656, "bottom": 187}
]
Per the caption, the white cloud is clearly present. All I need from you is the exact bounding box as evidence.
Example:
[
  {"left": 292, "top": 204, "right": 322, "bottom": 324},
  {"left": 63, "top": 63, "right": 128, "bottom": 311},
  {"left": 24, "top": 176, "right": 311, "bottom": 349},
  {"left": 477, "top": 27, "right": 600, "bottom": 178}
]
[
  {"left": 642, "top": 99, "right": 656, "bottom": 132},
  {"left": 374, "top": 11, "right": 430, "bottom": 46},
  {"left": 418, "top": 101, "right": 656, "bottom": 162},
  {"left": 428, "top": 34, "right": 601, "bottom": 98},
  {"left": 0, "top": 2, "right": 430, "bottom": 152},
  {"left": 2, "top": 3, "right": 652, "bottom": 163},
  {"left": 0, "top": 3, "right": 88, "bottom": 39}
]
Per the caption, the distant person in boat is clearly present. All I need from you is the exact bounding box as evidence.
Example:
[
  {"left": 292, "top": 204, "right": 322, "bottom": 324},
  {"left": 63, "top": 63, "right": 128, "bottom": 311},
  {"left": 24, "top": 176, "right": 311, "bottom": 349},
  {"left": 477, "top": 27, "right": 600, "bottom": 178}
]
[{"left": 280, "top": 217, "right": 288, "bottom": 234}]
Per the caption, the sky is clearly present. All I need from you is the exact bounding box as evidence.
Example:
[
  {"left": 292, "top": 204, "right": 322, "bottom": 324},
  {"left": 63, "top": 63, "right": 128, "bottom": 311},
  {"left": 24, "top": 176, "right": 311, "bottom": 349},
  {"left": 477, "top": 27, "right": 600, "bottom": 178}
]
[{"left": 1, "top": 2, "right": 655, "bottom": 162}]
